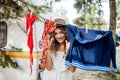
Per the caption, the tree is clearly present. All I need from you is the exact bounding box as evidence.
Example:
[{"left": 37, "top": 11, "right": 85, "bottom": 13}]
[
  {"left": 73, "top": 0, "right": 116, "bottom": 42},
  {"left": 0, "top": 0, "right": 51, "bottom": 20},
  {"left": 109, "top": 0, "right": 117, "bottom": 43},
  {"left": 73, "top": 0, "right": 107, "bottom": 30}
]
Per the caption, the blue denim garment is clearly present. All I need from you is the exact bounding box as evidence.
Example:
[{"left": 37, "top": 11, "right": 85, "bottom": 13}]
[{"left": 65, "top": 24, "right": 117, "bottom": 72}]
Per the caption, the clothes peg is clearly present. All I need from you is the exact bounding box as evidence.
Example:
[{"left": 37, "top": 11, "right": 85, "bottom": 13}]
[
  {"left": 86, "top": 24, "right": 88, "bottom": 34},
  {"left": 30, "top": 11, "right": 32, "bottom": 18}
]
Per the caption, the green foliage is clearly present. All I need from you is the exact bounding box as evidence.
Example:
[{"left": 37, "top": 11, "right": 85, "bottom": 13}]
[
  {"left": 74, "top": 0, "right": 83, "bottom": 13},
  {"left": 95, "top": 72, "right": 120, "bottom": 80},
  {"left": 0, "top": 0, "right": 51, "bottom": 20},
  {"left": 34, "top": 5, "right": 52, "bottom": 21},
  {"left": 116, "top": 0, "right": 120, "bottom": 17},
  {"left": 73, "top": 0, "right": 107, "bottom": 30},
  {"left": 0, "top": 49, "right": 18, "bottom": 69},
  {"left": 117, "top": 68, "right": 120, "bottom": 74}
]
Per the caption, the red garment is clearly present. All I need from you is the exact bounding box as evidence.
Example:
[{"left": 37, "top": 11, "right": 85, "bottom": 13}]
[
  {"left": 42, "top": 19, "right": 56, "bottom": 51},
  {"left": 26, "top": 13, "right": 36, "bottom": 75},
  {"left": 40, "top": 19, "right": 56, "bottom": 69}
]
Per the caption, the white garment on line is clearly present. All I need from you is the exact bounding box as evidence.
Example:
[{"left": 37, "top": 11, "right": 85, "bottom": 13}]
[{"left": 42, "top": 51, "right": 72, "bottom": 80}]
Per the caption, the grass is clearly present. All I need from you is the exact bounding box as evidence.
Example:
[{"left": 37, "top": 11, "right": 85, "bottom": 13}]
[{"left": 94, "top": 70, "right": 120, "bottom": 80}]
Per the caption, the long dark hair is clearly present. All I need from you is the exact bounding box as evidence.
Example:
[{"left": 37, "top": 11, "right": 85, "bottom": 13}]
[{"left": 50, "top": 24, "right": 69, "bottom": 53}]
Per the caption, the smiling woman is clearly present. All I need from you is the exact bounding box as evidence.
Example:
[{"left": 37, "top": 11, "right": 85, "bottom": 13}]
[{"left": 41, "top": 18, "right": 76, "bottom": 80}]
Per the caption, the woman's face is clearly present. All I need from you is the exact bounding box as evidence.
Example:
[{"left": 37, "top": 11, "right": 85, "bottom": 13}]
[{"left": 54, "top": 28, "right": 65, "bottom": 44}]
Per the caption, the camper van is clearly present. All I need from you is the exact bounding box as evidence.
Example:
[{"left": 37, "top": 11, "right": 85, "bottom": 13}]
[
  {"left": 0, "top": 10, "right": 64, "bottom": 80},
  {"left": 0, "top": 18, "right": 43, "bottom": 80}
]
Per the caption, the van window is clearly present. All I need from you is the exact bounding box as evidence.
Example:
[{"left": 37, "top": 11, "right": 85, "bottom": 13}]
[{"left": 0, "top": 21, "right": 7, "bottom": 48}]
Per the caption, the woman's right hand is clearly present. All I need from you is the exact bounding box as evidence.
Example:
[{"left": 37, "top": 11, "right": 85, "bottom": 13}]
[{"left": 48, "top": 37, "right": 54, "bottom": 49}]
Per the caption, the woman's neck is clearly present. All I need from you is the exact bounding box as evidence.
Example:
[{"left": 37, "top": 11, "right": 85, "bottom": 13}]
[{"left": 58, "top": 43, "right": 65, "bottom": 51}]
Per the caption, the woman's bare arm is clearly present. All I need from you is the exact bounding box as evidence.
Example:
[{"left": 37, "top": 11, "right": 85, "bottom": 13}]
[
  {"left": 68, "top": 66, "right": 76, "bottom": 73},
  {"left": 45, "top": 37, "right": 54, "bottom": 70},
  {"left": 45, "top": 49, "right": 53, "bottom": 71}
]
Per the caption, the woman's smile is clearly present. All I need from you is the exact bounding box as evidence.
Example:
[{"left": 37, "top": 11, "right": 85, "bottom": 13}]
[
  {"left": 57, "top": 37, "right": 65, "bottom": 43},
  {"left": 55, "top": 28, "right": 65, "bottom": 43}
]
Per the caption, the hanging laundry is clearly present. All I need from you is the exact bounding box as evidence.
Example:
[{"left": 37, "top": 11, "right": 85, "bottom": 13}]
[
  {"left": 26, "top": 13, "right": 36, "bottom": 75},
  {"left": 40, "top": 19, "right": 56, "bottom": 70},
  {"left": 65, "top": 24, "right": 117, "bottom": 72}
]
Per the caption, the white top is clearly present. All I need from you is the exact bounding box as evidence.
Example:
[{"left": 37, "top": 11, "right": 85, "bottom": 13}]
[{"left": 42, "top": 51, "right": 72, "bottom": 80}]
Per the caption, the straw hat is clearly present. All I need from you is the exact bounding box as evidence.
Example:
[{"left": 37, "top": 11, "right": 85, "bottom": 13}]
[{"left": 54, "top": 18, "right": 66, "bottom": 25}]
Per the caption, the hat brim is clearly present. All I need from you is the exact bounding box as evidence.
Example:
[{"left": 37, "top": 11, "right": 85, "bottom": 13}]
[{"left": 56, "top": 24, "right": 66, "bottom": 27}]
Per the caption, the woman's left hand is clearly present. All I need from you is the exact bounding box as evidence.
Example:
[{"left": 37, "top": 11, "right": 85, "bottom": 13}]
[
  {"left": 68, "top": 66, "right": 76, "bottom": 73},
  {"left": 65, "top": 40, "right": 70, "bottom": 53}
]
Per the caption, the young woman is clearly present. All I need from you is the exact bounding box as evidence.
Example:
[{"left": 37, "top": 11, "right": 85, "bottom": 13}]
[{"left": 42, "top": 20, "right": 76, "bottom": 80}]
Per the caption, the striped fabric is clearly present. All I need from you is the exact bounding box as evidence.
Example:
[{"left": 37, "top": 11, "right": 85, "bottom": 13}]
[{"left": 65, "top": 24, "right": 117, "bottom": 72}]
